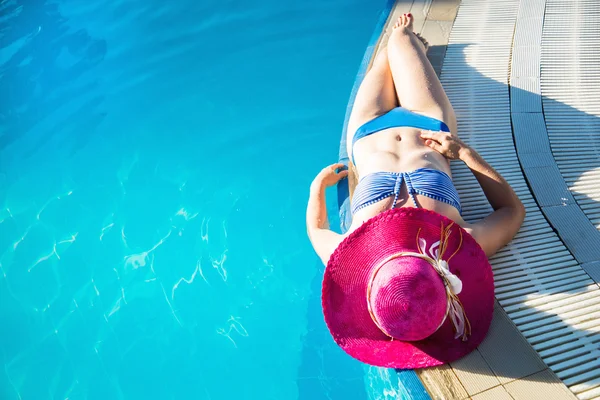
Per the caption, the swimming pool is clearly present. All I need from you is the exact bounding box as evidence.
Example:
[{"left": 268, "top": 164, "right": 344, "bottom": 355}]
[{"left": 0, "top": 0, "right": 424, "bottom": 398}]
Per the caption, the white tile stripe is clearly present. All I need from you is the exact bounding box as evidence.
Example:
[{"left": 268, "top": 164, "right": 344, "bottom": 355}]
[
  {"left": 537, "top": 2, "right": 600, "bottom": 396},
  {"left": 445, "top": 0, "right": 600, "bottom": 398},
  {"left": 541, "top": 0, "right": 600, "bottom": 233}
]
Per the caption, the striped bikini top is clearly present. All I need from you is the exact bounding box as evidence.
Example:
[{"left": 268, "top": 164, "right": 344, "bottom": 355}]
[{"left": 351, "top": 168, "right": 462, "bottom": 215}]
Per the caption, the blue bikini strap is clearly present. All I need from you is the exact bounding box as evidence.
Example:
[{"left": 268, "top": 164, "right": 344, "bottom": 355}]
[{"left": 351, "top": 108, "right": 451, "bottom": 163}]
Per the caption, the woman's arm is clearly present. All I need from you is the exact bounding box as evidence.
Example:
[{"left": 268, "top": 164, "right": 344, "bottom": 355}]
[
  {"left": 306, "top": 163, "right": 348, "bottom": 264},
  {"left": 421, "top": 131, "right": 526, "bottom": 257},
  {"left": 458, "top": 147, "right": 526, "bottom": 256}
]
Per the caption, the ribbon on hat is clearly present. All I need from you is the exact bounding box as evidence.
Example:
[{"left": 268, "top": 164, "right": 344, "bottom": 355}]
[
  {"left": 416, "top": 222, "right": 471, "bottom": 341},
  {"left": 366, "top": 222, "right": 472, "bottom": 341}
]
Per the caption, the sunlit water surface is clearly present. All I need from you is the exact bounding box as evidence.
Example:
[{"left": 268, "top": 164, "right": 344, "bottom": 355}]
[{"left": 0, "top": 0, "right": 400, "bottom": 398}]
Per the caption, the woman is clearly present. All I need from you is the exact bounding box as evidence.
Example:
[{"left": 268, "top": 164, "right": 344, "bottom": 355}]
[{"left": 306, "top": 14, "right": 525, "bottom": 369}]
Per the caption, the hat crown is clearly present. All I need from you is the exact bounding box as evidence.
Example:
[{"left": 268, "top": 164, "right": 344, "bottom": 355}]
[{"left": 369, "top": 256, "right": 447, "bottom": 341}]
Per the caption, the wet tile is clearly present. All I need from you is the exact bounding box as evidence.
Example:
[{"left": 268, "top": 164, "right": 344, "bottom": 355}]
[
  {"left": 581, "top": 261, "right": 600, "bottom": 284},
  {"left": 477, "top": 303, "right": 546, "bottom": 384},
  {"left": 428, "top": 0, "right": 461, "bottom": 21},
  {"left": 451, "top": 349, "right": 502, "bottom": 396},
  {"left": 410, "top": 0, "right": 433, "bottom": 33},
  {"left": 504, "top": 369, "right": 577, "bottom": 400},
  {"left": 543, "top": 204, "right": 600, "bottom": 263},
  {"left": 471, "top": 385, "right": 514, "bottom": 400},
  {"left": 422, "top": 19, "right": 453, "bottom": 47}
]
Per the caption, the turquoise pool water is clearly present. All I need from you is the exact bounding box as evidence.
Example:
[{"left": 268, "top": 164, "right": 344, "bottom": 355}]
[{"left": 0, "top": 0, "right": 417, "bottom": 398}]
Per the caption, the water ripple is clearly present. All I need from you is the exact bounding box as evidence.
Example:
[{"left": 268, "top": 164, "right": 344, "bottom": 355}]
[{"left": 216, "top": 316, "right": 248, "bottom": 348}]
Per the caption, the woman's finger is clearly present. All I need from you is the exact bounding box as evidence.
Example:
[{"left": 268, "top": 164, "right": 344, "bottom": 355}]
[
  {"left": 420, "top": 130, "right": 445, "bottom": 140},
  {"left": 329, "top": 162, "right": 346, "bottom": 171},
  {"left": 333, "top": 171, "right": 348, "bottom": 182},
  {"left": 425, "top": 139, "right": 444, "bottom": 154},
  {"left": 321, "top": 163, "right": 341, "bottom": 173},
  {"left": 423, "top": 137, "right": 442, "bottom": 147}
]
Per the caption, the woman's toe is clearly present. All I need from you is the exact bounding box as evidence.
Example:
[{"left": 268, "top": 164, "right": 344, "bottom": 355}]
[{"left": 405, "top": 13, "right": 414, "bottom": 29}]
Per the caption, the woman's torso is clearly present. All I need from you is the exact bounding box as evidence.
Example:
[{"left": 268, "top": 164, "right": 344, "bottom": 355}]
[{"left": 349, "top": 126, "right": 464, "bottom": 233}]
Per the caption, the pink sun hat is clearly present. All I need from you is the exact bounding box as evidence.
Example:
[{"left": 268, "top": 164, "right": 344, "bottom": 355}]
[{"left": 322, "top": 208, "right": 494, "bottom": 369}]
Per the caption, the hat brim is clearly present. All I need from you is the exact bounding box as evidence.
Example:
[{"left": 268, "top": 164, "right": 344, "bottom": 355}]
[{"left": 322, "top": 208, "right": 494, "bottom": 369}]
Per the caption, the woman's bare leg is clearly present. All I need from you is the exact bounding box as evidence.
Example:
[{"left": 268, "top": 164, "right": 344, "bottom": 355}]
[
  {"left": 346, "top": 49, "right": 398, "bottom": 158},
  {"left": 387, "top": 14, "right": 457, "bottom": 134}
]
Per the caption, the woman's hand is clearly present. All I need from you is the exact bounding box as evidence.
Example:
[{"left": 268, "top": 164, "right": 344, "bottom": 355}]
[
  {"left": 307, "top": 163, "right": 347, "bottom": 264},
  {"left": 420, "top": 130, "right": 470, "bottom": 160},
  {"left": 311, "top": 163, "right": 348, "bottom": 190}
]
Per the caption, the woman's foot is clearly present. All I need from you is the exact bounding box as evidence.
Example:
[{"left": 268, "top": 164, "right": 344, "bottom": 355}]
[{"left": 393, "top": 13, "right": 429, "bottom": 52}]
